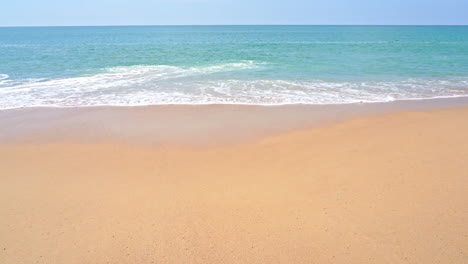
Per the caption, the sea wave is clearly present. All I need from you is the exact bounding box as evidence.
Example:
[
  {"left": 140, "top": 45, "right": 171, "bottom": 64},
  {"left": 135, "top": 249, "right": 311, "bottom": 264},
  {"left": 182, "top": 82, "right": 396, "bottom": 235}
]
[
  {"left": 0, "top": 64, "right": 468, "bottom": 109},
  {"left": 0, "top": 74, "right": 9, "bottom": 86}
]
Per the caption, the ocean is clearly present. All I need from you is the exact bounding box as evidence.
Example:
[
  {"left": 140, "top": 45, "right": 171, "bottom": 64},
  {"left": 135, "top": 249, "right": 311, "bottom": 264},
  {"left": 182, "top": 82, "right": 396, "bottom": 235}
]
[{"left": 0, "top": 25, "right": 467, "bottom": 109}]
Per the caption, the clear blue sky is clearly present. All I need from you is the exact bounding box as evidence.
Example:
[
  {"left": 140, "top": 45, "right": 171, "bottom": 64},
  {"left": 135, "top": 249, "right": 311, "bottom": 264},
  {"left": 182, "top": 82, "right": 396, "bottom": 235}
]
[{"left": 1, "top": 0, "right": 467, "bottom": 26}]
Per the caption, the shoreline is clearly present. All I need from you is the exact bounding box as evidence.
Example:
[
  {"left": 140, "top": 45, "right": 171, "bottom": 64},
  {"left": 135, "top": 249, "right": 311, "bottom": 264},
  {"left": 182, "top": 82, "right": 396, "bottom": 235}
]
[
  {"left": 2, "top": 96, "right": 468, "bottom": 146},
  {"left": 2, "top": 94, "right": 468, "bottom": 110}
]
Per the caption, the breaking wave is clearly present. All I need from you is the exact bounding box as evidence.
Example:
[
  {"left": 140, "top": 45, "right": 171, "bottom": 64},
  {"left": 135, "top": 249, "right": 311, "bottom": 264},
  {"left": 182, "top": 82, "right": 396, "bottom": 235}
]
[{"left": 1, "top": 63, "right": 468, "bottom": 109}]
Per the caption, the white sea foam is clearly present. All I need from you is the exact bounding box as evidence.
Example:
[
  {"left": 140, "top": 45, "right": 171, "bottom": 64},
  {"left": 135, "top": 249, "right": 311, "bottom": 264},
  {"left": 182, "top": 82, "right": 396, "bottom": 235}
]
[
  {"left": 0, "top": 63, "right": 468, "bottom": 109},
  {"left": 0, "top": 74, "right": 10, "bottom": 87}
]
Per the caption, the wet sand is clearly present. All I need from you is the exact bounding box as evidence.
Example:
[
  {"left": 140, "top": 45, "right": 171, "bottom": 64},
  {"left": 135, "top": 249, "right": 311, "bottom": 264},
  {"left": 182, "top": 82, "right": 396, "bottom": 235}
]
[
  {"left": 0, "top": 103, "right": 467, "bottom": 263},
  {"left": 2, "top": 97, "right": 468, "bottom": 146}
]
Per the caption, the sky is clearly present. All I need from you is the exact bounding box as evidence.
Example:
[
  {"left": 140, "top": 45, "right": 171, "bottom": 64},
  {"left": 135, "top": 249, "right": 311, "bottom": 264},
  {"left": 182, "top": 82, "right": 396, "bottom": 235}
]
[{"left": 0, "top": 0, "right": 467, "bottom": 26}]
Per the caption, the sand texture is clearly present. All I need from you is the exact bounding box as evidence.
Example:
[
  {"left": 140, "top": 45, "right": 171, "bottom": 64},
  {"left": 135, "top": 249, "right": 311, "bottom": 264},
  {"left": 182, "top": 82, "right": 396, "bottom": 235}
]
[{"left": 0, "top": 107, "right": 467, "bottom": 263}]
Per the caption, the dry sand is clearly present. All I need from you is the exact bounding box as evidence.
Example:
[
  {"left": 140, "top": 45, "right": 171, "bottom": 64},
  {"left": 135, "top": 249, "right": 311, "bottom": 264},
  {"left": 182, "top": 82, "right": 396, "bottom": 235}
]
[{"left": 0, "top": 106, "right": 467, "bottom": 263}]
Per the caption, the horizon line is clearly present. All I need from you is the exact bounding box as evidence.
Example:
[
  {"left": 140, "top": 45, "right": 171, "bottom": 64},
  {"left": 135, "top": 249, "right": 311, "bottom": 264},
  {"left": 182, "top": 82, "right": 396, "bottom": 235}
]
[{"left": 1, "top": 24, "right": 468, "bottom": 28}]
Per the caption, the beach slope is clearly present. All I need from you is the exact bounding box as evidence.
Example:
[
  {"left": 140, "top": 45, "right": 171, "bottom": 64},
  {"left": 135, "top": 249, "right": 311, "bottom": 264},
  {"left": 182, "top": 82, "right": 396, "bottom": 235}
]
[{"left": 0, "top": 107, "right": 467, "bottom": 263}]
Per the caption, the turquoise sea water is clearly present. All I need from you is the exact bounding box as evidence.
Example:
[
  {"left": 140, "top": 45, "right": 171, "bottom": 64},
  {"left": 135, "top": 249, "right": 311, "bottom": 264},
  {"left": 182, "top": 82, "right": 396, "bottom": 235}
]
[{"left": 0, "top": 25, "right": 467, "bottom": 108}]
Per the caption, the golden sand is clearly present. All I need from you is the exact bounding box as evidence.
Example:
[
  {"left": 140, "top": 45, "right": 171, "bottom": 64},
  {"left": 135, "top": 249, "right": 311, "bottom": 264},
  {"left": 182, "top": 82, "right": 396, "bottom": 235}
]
[{"left": 0, "top": 107, "right": 467, "bottom": 263}]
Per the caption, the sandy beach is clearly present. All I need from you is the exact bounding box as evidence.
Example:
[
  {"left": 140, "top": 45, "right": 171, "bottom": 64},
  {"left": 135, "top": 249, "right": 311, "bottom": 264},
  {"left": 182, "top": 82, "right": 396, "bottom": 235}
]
[{"left": 1, "top": 104, "right": 467, "bottom": 263}]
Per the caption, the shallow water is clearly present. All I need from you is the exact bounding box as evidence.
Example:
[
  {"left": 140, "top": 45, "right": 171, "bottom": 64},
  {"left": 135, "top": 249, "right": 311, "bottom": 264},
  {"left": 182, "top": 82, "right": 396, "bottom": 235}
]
[{"left": 1, "top": 25, "right": 467, "bottom": 108}]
